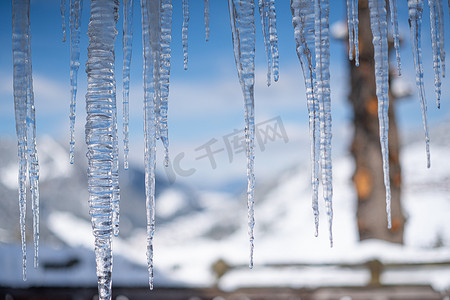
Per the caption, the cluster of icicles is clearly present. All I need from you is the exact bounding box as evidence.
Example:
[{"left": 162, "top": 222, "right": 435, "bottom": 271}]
[{"left": 11, "top": 0, "right": 444, "bottom": 298}]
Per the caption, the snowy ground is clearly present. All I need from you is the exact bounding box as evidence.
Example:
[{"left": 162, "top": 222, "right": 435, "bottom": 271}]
[{"left": 1, "top": 136, "right": 450, "bottom": 293}]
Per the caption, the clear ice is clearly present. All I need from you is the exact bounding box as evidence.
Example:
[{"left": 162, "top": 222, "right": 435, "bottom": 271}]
[
  {"left": 368, "top": 0, "right": 392, "bottom": 228},
  {"left": 69, "top": 0, "right": 83, "bottom": 164},
  {"left": 122, "top": 0, "right": 133, "bottom": 170},
  {"left": 228, "top": 0, "right": 256, "bottom": 268},
  {"left": 85, "top": 0, "right": 119, "bottom": 298},
  {"left": 428, "top": 0, "right": 442, "bottom": 108},
  {"left": 12, "top": 0, "right": 40, "bottom": 279},
  {"left": 291, "top": 0, "right": 320, "bottom": 237},
  {"left": 408, "top": 0, "right": 431, "bottom": 168},
  {"left": 182, "top": 0, "right": 189, "bottom": 70},
  {"left": 205, "top": 0, "right": 210, "bottom": 41},
  {"left": 314, "top": 0, "right": 333, "bottom": 246},
  {"left": 389, "top": 0, "right": 402, "bottom": 74},
  {"left": 61, "top": 0, "right": 66, "bottom": 42}
]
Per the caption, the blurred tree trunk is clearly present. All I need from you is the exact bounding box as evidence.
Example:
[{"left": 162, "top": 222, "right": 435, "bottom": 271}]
[{"left": 348, "top": 0, "right": 405, "bottom": 243}]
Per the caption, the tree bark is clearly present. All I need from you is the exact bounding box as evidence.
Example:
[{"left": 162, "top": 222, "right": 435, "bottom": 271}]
[{"left": 348, "top": 0, "right": 405, "bottom": 243}]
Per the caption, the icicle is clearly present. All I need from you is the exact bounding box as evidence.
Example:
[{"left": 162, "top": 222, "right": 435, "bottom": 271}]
[
  {"left": 368, "top": 0, "right": 392, "bottom": 229},
  {"left": 346, "top": 0, "right": 354, "bottom": 61},
  {"left": 291, "top": 0, "right": 320, "bottom": 237},
  {"left": 314, "top": 0, "right": 333, "bottom": 246},
  {"left": 257, "top": 0, "right": 272, "bottom": 86},
  {"left": 228, "top": 0, "right": 256, "bottom": 268},
  {"left": 69, "top": 0, "right": 83, "bottom": 164},
  {"left": 268, "top": 0, "right": 279, "bottom": 82},
  {"left": 205, "top": 0, "right": 210, "bottom": 41},
  {"left": 182, "top": 0, "right": 189, "bottom": 70},
  {"left": 112, "top": 79, "right": 120, "bottom": 237},
  {"left": 158, "top": 0, "right": 172, "bottom": 167},
  {"left": 389, "top": 0, "right": 402, "bottom": 74},
  {"left": 61, "top": 0, "right": 66, "bottom": 42},
  {"left": 428, "top": 0, "right": 442, "bottom": 108},
  {"left": 123, "top": 0, "right": 133, "bottom": 170},
  {"left": 85, "top": 0, "right": 119, "bottom": 298},
  {"left": 408, "top": 0, "right": 431, "bottom": 168},
  {"left": 352, "top": 0, "right": 359, "bottom": 66},
  {"left": 437, "top": 0, "right": 445, "bottom": 77}
]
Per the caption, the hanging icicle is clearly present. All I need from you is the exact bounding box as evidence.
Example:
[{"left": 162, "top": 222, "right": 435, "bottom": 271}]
[
  {"left": 428, "top": 0, "right": 442, "bottom": 108},
  {"left": 69, "top": 0, "right": 83, "bottom": 164},
  {"left": 182, "top": 0, "right": 189, "bottom": 70},
  {"left": 228, "top": 0, "right": 256, "bottom": 268},
  {"left": 352, "top": 0, "right": 359, "bottom": 66},
  {"left": 258, "top": 0, "right": 272, "bottom": 86},
  {"left": 314, "top": 0, "right": 333, "bottom": 246},
  {"left": 12, "top": 0, "right": 40, "bottom": 279},
  {"left": 85, "top": 0, "right": 119, "bottom": 298},
  {"left": 122, "top": 0, "right": 133, "bottom": 170},
  {"left": 291, "top": 0, "right": 320, "bottom": 237},
  {"left": 346, "top": 0, "right": 359, "bottom": 65},
  {"left": 388, "top": 0, "right": 402, "bottom": 74},
  {"left": 436, "top": 0, "right": 445, "bottom": 77},
  {"left": 205, "top": 0, "right": 210, "bottom": 41},
  {"left": 368, "top": 0, "right": 392, "bottom": 228},
  {"left": 408, "top": 0, "right": 431, "bottom": 168},
  {"left": 61, "top": 0, "right": 66, "bottom": 42},
  {"left": 268, "top": 0, "right": 279, "bottom": 82}
]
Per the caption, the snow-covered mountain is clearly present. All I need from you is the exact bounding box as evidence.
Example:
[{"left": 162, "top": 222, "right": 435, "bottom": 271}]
[{"left": 1, "top": 128, "right": 449, "bottom": 291}]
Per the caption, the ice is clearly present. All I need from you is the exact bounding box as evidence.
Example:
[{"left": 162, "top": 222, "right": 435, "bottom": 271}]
[
  {"left": 315, "top": 0, "right": 333, "bottom": 246},
  {"left": 257, "top": 0, "right": 278, "bottom": 86},
  {"left": 352, "top": 0, "right": 359, "bottom": 66},
  {"left": 437, "top": 0, "right": 445, "bottom": 77},
  {"left": 389, "top": 0, "right": 402, "bottom": 74},
  {"left": 61, "top": 0, "right": 66, "bottom": 42},
  {"left": 428, "top": 0, "right": 442, "bottom": 108},
  {"left": 346, "top": 0, "right": 354, "bottom": 61},
  {"left": 12, "top": 0, "right": 41, "bottom": 279},
  {"left": 407, "top": 0, "right": 431, "bottom": 168},
  {"left": 182, "top": 0, "right": 189, "bottom": 70},
  {"left": 257, "top": 0, "right": 272, "bottom": 86},
  {"left": 205, "top": 0, "right": 210, "bottom": 41},
  {"left": 368, "top": 0, "right": 392, "bottom": 229},
  {"left": 122, "top": 0, "right": 133, "bottom": 170},
  {"left": 228, "top": 0, "right": 256, "bottom": 268},
  {"left": 291, "top": 0, "right": 320, "bottom": 236},
  {"left": 268, "top": 0, "right": 279, "bottom": 82},
  {"left": 85, "top": 0, "right": 119, "bottom": 298},
  {"left": 69, "top": 0, "right": 83, "bottom": 164}
]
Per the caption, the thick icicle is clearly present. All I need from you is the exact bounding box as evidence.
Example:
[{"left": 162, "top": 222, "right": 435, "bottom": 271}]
[
  {"left": 158, "top": 0, "right": 172, "bottom": 167},
  {"left": 314, "top": 0, "right": 333, "bottom": 246},
  {"left": 428, "top": 0, "right": 442, "bottom": 108},
  {"left": 205, "top": 0, "right": 210, "bottom": 41},
  {"left": 388, "top": 0, "right": 402, "bottom": 74},
  {"left": 257, "top": 0, "right": 272, "bottom": 86},
  {"left": 352, "top": 0, "right": 359, "bottom": 66},
  {"left": 122, "top": 0, "right": 133, "bottom": 170},
  {"left": 408, "top": 0, "right": 431, "bottom": 167},
  {"left": 12, "top": 0, "right": 40, "bottom": 279},
  {"left": 61, "top": 0, "right": 66, "bottom": 42},
  {"left": 228, "top": 0, "right": 256, "bottom": 268},
  {"left": 182, "top": 0, "right": 189, "bottom": 70},
  {"left": 291, "top": 0, "right": 320, "bottom": 237},
  {"left": 268, "top": 0, "right": 279, "bottom": 82},
  {"left": 85, "top": 0, "right": 119, "bottom": 298},
  {"left": 368, "top": 0, "right": 392, "bottom": 228},
  {"left": 69, "top": 0, "right": 83, "bottom": 164}
]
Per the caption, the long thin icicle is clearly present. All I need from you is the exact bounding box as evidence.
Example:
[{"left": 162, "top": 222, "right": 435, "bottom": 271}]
[
  {"left": 368, "top": 0, "right": 392, "bottom": 229},
  {"left": 85, "top": 0, "right": 119, "bottom": 298},
  {"left": 228, "top": 0, "right": 256, "bottom": 268},
  {"left": 408, "top": 0, "right": 431, "bottom": 168},
  {"left": 314, "top": 0, "right": 333, "bottom": 246},
  {"left": 352, "top": 0, "right": 359, "bottom": 66},
  {"left": 428, "top": 0, "right": 442, "bottom": 108},
  {"left": 436, "top": 0, "right": 445, "bottom": 77},
  {"left": 158, "top": 0, "right": 172, "bottom": 167},
  {"left": 346, "top": 0, "right": 354, "bottom": 61},
  {"left": 205, "top": 0, "right": 210, "bottom": 41},
  {"left": 69, "top": 0, "right": 83, "bottom": 164},
  {"left": 268, "top": 0, "right": 279, "bottom": 82},
  {"left": 182, "top": 0, "right": 189, "bottom": 70},
  {"left": 257, "top": 0, "right": 272, "bottom": 86},
  {"left": 291, "top": 0, "right": 320, "bottom": 237},
  {"left": 122, "top": 0, "right": 133, "bottom": 170},
  {"left": 61, "top": 0, "right": 66, "bottom": 42},
  {"left": 12, "top": 0, "right": 40, "bottom": 279},
  {"left": 389, "top": 0, "right": 402, "bottom": 74}
]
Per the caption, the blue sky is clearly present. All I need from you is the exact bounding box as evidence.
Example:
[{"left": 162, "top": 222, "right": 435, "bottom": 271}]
[{"left": 0, "top": 0, "right": 449, "bottom": 189}]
